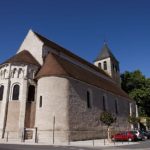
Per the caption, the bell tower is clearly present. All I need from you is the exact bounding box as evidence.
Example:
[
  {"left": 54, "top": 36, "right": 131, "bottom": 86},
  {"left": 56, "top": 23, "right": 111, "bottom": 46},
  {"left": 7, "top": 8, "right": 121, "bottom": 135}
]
[{"left": 94, "top": 43, "right": 120, "bottom": 85}]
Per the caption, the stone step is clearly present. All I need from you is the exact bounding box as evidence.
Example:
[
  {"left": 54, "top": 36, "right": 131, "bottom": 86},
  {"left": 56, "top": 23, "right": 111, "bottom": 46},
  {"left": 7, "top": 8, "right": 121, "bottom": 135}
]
[{"left": 25, "top": 131, "right": 33, "bottom": 139}]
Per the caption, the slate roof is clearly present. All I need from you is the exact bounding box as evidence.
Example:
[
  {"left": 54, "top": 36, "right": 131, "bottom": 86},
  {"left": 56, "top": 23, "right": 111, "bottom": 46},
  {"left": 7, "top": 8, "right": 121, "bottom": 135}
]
[
  {"left": 95, "top": 43, "right": 118, "bottom": 62},
  {"left": 36, "top": 53, "right": 130, "bottom": 99},
  {"left": 1, "top": 50, "right": 41, "bottom": 66}
]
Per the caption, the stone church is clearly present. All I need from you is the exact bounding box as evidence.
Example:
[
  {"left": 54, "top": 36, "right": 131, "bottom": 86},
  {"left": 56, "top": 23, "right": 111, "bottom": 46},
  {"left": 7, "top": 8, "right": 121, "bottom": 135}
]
[{"left": 0, "top": 30, "right": 136, "bottom": 143}]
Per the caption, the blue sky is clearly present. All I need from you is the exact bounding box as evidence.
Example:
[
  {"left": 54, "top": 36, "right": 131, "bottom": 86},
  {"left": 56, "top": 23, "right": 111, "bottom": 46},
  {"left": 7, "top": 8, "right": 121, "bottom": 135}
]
[{"left": 0, "top": 0, "right": 150, "bottom": 77}]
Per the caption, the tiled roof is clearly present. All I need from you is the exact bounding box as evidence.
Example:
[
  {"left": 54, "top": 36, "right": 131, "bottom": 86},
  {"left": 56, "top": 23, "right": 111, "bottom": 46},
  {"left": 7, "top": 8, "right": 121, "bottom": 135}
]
[
  {"left": 1, "top": 50, "right": 41, "bottom": 66},
  {"left": 36, "top": 53, "right": 68, "bottom": 77},
  {"left": 95, "top": 43, "right": 118, "bottom": 62},
  {"left": 34, "top": 31, "right": 110, "bottom": 78},
  {"left": 36, "top": 53, "right": 130, "bottom": 99}
]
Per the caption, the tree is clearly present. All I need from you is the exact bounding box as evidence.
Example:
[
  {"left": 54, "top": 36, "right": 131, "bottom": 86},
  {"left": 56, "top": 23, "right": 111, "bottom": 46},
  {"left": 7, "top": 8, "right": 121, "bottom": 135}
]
[
  {"left": 121, "top": 70, "right": 150, "bottom": 116},
  {"left": 121, "top": 70, "right": 146, "bottom": 93},
  {"left": 128, "top": 116, "right": 140, "bottom": 129},
  {"left": 146, "top": 117, "right": 150, "bottom": 130},
  {"left": 100, "top": 111, "right": 116, "bottom": 140}
]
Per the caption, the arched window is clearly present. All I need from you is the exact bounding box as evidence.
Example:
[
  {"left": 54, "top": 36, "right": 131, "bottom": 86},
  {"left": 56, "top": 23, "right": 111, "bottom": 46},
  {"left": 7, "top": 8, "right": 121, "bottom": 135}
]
[
  {"left": 98, "top": 63, "right": 101, "bottom": 69},
  {"left": 115, "top": 99, "right": 118, "bottom": 114},
  {"left": 0, "top": 71, "right": 2, "bottom": 79},
  {"left": 12, "top": 68, "right": 17, "bottom": 78},
  {"left": 103, "top": 61, "right": 107, "bottom": 70},
  {"left": 27, "top": 85, "right": 35, "bottom": 102},
  {"left": 32, "top": 71, "right": 36, "bottom": 79},
  {"left": 18, "top": 68, "right": 23, "bottom": 78},
  {"left": 113, "top": 64, "right": 115, "bottom": 71},
  {"left": 103, "top": 95, "right": 106, "bottom": 111},
  {"left": 4, "top": 69, "right": 7, "bottom": 78},
  {"left": 0, "top": 85, "right": 4, "bottom": 101},
  {"left": 87, "top": 91, "right": 92, "bottom": 108},
  {"left": 12, "top": 84, "right": 20, "bottom": 100}
]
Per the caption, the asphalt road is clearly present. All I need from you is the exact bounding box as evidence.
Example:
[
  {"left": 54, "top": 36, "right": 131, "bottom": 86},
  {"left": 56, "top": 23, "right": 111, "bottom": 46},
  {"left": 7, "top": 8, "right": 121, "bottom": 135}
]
[{"left": 0, "top": 140, "right": 150, "bottom": 150}]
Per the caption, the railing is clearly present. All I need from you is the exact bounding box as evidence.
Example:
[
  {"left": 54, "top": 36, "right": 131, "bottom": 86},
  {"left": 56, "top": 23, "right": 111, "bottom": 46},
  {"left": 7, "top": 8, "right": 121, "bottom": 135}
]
[{"left": 2, "top": 129, "right": 138, "bottom": 147}]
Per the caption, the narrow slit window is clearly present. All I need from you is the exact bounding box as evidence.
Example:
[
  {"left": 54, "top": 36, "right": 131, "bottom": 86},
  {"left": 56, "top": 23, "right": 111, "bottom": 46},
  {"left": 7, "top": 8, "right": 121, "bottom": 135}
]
[
  {"left": 103, "top": 96, "right": 106, "bottom": 111},
  {"left": 87, "top": 91, "right": 91, "bottom": 108},
  {"left": 0, "top": 85, "right": 4, "bottom": 100},
  {"left": 39, "top": 96, "right": 42, "bottom": 108},
  {"left": 115, "top": 100, "right": 118, "bottom": 114}
]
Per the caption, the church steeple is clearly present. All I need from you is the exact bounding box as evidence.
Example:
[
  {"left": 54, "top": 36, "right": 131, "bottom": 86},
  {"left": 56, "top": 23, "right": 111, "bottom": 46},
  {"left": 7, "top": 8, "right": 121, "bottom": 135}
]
[
  {"left": 94, "top": 43, "right": 120, "bottom": 85},
  {"left": 95, "top": 43, "right": 118, "bottom": 62}
]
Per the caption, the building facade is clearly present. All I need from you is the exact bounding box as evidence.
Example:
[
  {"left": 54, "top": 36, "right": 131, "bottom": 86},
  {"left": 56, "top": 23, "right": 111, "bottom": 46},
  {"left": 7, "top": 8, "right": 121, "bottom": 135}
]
[{"left": 0, "top": 30, "right": 136, "bottom": 143}]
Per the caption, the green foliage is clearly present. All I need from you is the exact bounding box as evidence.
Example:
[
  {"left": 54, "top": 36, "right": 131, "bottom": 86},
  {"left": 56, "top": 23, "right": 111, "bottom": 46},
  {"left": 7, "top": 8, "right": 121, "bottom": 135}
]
[
  {"left": 121, "top": 70, "right": 150, "bottom": 116},
  {"left": 100, "top": 111, "right": 116, "bottom": 127},
  {"left": 121, "top": 70, "right": 146, "bottom": 93},
  {"left": 146, "top": 117, "right": 150, "bottom": 129},
  {"left": 128, "top": 116, "right": 140, "bottom": 125}
]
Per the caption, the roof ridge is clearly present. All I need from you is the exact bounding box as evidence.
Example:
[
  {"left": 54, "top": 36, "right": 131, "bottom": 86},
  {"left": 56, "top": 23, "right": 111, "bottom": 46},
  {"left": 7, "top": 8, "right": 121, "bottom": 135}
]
[
  {"left": 36, "top": 52, "right": 130, "bottom": 99},
  {"left": 33, "top": 31, "right": 112, "bottom": 79}
]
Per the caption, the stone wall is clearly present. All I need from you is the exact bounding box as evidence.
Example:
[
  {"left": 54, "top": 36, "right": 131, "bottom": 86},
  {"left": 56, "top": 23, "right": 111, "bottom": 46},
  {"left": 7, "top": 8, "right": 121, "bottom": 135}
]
[
  {"left": 25, "top": 102, "right": 36, "bottom": 128},
  {"left": 6, "top": 101, "right": 20, "bottom": 132},
  {"left": 35, "top": 76, "right": 70, "bottom": 142},
  {"left": 68, "top": 77, "right": 132, "bottom": 141}
]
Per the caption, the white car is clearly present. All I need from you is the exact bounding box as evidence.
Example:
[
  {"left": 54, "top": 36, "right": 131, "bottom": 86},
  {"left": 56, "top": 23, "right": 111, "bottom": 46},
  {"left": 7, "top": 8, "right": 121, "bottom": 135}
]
[{"left": 131, "top": 130, "right": 145, "bottom": 140}]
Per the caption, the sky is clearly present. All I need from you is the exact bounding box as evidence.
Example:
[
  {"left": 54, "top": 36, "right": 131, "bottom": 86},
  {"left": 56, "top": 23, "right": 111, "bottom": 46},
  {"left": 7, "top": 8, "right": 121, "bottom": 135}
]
[{"left": 0, "top": 0, "right": 150, "bottom": 77}]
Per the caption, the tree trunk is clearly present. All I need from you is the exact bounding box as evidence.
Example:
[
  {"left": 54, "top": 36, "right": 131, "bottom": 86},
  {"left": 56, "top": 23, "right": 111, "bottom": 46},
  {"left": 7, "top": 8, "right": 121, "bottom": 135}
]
[{"left": 107, "top": 127, "right": 111, "bottom": 142}]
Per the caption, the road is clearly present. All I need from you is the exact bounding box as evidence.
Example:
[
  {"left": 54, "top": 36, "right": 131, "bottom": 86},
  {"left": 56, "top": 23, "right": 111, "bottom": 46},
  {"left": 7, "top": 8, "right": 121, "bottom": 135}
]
[{"left": 0, "top": 140, "right": 150, "bottom": 150}]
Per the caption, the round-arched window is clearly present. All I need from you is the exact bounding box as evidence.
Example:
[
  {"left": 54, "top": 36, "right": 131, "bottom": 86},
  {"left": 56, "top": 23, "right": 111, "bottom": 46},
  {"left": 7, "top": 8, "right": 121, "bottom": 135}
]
[{"left": 12, "top": 84, "right": 20, "bottom": 100}]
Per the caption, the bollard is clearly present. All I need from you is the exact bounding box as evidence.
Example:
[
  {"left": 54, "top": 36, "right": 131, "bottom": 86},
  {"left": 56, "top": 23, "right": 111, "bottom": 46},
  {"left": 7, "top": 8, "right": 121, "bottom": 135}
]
[
  {"left": 6, "top": 132, "right": 9, "bottom": 142},
  {"left": 22, "top": 131, "right": 25, "bottom": 142},
  {"left": 36, "top": 134, "right": 39, "bottom": 143},
  {"left": 68, "top": 135, "right": 70, "bottom": 145},
  {"left": 92, "top": 139, "right": 94, "bottom": 147},
  {"left": 104, "top": 139, "right": 105, "bottom": 145},
  {"left": 114, "top": 140, "right": 115, "bottom": 146},
  {"left": 35, "top": 127, "right": 37, "bottom": 143}
]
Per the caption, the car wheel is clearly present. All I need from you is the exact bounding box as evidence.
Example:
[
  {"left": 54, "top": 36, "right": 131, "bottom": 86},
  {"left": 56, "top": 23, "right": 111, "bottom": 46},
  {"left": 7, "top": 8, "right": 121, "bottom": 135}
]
[
  {"left": 128, "top": 138, "right": 132, "bottom": 142},
  {"left": 145, "top": 136, "right": 147, "bottom": 140}
]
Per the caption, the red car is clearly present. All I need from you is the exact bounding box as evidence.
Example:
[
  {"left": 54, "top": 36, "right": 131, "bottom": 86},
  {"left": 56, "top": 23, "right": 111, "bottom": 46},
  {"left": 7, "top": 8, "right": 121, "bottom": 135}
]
[{"left": 111, "top": 131, "right": 138, "bottom": 141}]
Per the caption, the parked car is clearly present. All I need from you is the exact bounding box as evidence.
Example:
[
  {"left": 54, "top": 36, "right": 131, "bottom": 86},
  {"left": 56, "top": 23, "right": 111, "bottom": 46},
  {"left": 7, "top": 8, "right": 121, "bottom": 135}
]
[
  {"left": 130, "top": 130, "right": 145, "bottom": 140},
  {"left": 111, "top": 131, "right": 138, "bottom": 142},
  {"left": 141, "top": 130, "right": 150, "bottom": 139}
]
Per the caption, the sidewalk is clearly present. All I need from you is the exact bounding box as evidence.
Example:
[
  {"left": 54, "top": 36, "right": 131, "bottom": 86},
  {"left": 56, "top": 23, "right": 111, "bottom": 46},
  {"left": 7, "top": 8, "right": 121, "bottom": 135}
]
[
  {"left": 0, "top": 138, "right": 140, "bottom": 147},
  {"left": 69, "top": 139, "right": 140, "bottom": 147}
]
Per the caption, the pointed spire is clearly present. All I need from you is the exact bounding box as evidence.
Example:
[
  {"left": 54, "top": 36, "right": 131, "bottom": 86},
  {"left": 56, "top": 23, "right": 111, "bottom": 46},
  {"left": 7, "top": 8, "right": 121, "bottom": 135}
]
[
  {"left": 94, "top": 43, "right": 118, "bottom": 63},
  {"left": 103, "top": 39, "right": 108, "bottom": 45}
]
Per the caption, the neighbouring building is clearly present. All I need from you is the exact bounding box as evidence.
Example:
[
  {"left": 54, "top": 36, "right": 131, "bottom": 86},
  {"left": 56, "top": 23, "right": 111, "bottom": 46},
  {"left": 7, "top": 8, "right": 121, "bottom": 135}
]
[{"left": 0, "top": 29, "right": 136, "bottom": 143}]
